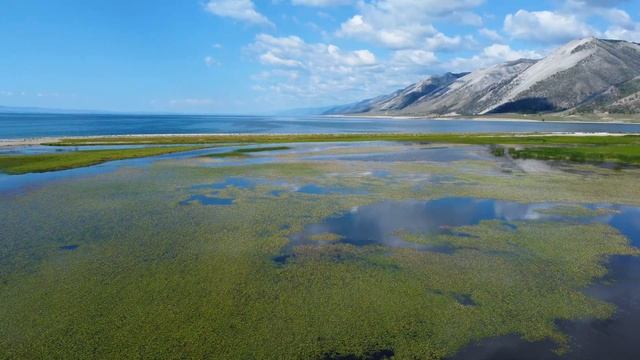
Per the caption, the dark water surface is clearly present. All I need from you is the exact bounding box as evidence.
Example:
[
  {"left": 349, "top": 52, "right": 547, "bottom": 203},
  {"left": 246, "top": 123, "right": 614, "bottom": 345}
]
[{"left": 2, "top": 113, "right": 640, "bottom": 138}]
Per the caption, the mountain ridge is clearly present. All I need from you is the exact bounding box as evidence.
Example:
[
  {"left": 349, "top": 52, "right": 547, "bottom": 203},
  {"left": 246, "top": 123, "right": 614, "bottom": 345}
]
[{"left": 324, "top": 38, "right": 640, "bottom": 117}]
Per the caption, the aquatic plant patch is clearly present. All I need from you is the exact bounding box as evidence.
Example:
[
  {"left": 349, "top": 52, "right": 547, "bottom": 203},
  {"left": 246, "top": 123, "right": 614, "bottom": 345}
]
[{"left": 0, "top": 143, "right": 639, "bottom": 359}]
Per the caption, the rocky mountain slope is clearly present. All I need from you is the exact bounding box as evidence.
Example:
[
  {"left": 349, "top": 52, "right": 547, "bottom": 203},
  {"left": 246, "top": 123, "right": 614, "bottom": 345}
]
[{"left": 325, "top": 38, "right": 640, "bottom": 116}]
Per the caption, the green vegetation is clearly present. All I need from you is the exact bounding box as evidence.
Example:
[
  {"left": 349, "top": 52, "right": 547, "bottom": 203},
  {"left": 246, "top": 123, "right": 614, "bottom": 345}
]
[
  {"left": 46, "top": 133, "right": 640, "bottom": 165},
  {"left": 1, "top": 142, "right": 639, "bottom": 358},
  {"left": 490, "top": 145, "right": 506, "bottom": 157},
  {"left": 205, "top": 146, "right": 292, "bottom": 158},
  {"left": 0, "top": 146, "right": 203, "bottom": 174},
  {"left": 509, "top": 144, "right": 640, "bottom": 164},
  {"left": 48, "top": 133, "right": 640, "bottom": 147},
  {"left": 536, "top": 205, "right": 618, "bottom": 218},
  {"left": 309, "top": 232, "right": 343, "bottom": 242}
]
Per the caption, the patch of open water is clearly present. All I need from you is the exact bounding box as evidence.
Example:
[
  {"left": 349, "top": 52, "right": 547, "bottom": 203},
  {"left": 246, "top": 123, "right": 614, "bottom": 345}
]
[
  {"left": 179, "top": 194, "right": 234, "bottom": 206},
  {"left": 0, "top": 147, "right": 224, "bottom": 194},
  {"left": 278, "top": 198, "right": 566, "bottom": 258}
]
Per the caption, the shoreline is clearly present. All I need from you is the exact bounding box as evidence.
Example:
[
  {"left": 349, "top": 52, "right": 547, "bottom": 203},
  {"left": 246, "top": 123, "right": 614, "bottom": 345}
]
[
  {"left": 326, "top": 114, "right": 640, "bottom": 125},
  {"left": 2, "top": 131, "right": 640, "bottom": 147}
]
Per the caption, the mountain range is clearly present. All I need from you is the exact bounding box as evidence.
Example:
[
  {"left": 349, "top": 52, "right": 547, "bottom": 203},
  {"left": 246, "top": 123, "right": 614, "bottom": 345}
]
[{"left": 324, "top": 38, "right": 640, "bottom": 117}]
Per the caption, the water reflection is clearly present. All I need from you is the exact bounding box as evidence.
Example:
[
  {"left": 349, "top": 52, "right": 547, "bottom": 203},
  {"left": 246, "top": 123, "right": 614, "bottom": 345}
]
[
  {"left": 297, "top": 184, "right": 366, "bottom": 195},
  {"left": 337, "top": 146, "right": 492, "bottom": 163},
  {"left": 277, "top": 197, "right": 640, "bottom": 359},
  {"left": 283, "top": 198, "right": 549, "bottom": 255},
  {"left": 381, "top": 202, "right": 640, "bottom": 360}
]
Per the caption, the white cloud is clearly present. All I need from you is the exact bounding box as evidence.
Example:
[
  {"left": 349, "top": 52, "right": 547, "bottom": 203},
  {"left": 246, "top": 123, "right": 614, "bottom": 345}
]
[
  {"left": 259, "top": 52, "right": 303, "bottom": 67},
  {"left": 328, "top": 45, "right": 377, "bottom": 66},
  {"left": 449, "top": 11, "right": 484, "bottom": 27},
  {"left": 336, "top": 0, "right": 484, "bottom": 49},
  {"left": 424, "top": 33, "right": 477, "bottom": 52},
  {"left": 479, "top": 28, "right": 504, "bottom": 42},
  {"left": 250, "top": 34, "right": 376, "bottom": 70},
  {"left": 504, "top": 10, "right": 593, "bottom": 43},
  {"left": 248, "top": 33, "right": 432, "bottom": 106},
  {"left": 204, "top": 56, "right": 220, "bottom": 67},
  {"left": 390, "top": 50, "right": 438, "bottom": 66},
  {"left": 482, "top": 44, "right": 539, "bottom": 61},
  {"left": 205, "top": 0, "right": 272, "bottom": 26},
  {"left": 446, "top": 44, "right": 542, "bottom": 72},
  {"left": 605, "top": 25, "right": 640, "bottom": 42}
]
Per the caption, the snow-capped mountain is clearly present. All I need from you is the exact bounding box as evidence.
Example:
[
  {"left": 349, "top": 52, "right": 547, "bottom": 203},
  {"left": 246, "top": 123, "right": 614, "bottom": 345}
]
[{"left": 324, "top": 38, "right": 640, "bottom": 116}]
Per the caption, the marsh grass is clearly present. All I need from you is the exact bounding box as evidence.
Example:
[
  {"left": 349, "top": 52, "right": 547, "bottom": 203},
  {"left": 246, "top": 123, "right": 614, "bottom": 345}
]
[
  {"left": 509, "top": 144, "right": 640, "bottom": 164},
  {"left": 50, "top": 133, "right": 640, "bottom": 147},
  {"left": 0, "top": 146, "right": 204, "bottom": 174},
  {"left": 48, "top": 133, "right": 640, "bottom": 166},
  {"left": 536, "top": 205, "right": 619, "bottom": 217}
]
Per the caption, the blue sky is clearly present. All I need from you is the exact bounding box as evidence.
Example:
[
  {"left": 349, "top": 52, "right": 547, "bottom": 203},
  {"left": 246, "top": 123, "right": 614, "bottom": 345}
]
[{"left": 1, "top": 0, "right": 639, "bottom": 113}]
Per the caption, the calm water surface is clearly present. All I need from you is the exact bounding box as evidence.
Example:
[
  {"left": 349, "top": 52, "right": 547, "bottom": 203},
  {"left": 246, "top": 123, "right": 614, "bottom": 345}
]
[{"left": 2, "top": 113, "right": 640, "bottom": 138}]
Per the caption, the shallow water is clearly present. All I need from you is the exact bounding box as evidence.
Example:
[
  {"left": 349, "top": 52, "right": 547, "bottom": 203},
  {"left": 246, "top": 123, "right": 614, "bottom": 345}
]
[
  {"left": 0, "top": 147, "right": 224, "bottom": 193},
  {"left": 281, "top": 197, "right": 638, "bottom": 255},
  {"left": 334, "top": 146, "right": 492, "bottom": 163},
  {"left": 179, "top": 194, "right": 234, "bottom": 206}
]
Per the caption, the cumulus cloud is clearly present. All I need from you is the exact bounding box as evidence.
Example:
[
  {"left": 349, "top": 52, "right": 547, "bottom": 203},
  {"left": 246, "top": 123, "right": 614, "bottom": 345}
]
[
  {"left": 336, "top": 0, "right": 484, "bottom": 49},
  {"left": 250, "top": 34, "right": 376, "bottom": 68},
  {"left": 504, "top": 10, "right": 594, "bottom": 43},
  {"left": 259, "top": 52, "right": 303, "bottom": 67},
  {"left": 248, "top": 33, "right": 436, "bottom": 105},
  {"left": 605, "top": 25, "right": 640, "bottom": 42},
  {"left": 390, "top": 50, "right": 438, "bottom": 66},
  {"left": 424, "top": 33, "right": 477, "bottom": 52},
  {"left": 205, "top": 0, "right": 272, "bottom": 26},
  {"left": 558, "top": 1, "right": 640, "bottom": 42},
  {"left": 446, "top": 44, "right": 542, "bottom": 72},
  {"left": 479, "top": 28, "right": 504, "bottom": 42}
]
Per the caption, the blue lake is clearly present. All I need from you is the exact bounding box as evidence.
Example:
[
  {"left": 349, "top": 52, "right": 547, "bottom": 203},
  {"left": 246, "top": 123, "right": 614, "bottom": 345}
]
[{"left": 2, "top": 113, "right": 640, "bottom": 139}]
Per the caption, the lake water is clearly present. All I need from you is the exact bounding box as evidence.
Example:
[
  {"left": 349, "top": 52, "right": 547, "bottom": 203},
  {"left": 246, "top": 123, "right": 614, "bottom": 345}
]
[{"left": 2, "top": 113, "right": 640, "bottom": 139}]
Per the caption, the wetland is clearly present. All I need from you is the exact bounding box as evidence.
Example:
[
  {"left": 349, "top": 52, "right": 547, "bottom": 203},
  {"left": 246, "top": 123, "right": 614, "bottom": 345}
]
[{"left": 1, "top": 139, "right": 639, "bottom": 359}]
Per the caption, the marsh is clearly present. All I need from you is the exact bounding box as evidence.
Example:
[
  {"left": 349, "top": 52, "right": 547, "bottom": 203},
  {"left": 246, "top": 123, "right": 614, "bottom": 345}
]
[{"left": 1, "top": 141, "right": 639, "bottom": 359}]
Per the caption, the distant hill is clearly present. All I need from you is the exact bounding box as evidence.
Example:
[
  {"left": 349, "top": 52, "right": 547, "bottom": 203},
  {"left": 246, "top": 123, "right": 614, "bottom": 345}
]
[{"left": 324, "top": 38, "right": 640, "bottom": 117}]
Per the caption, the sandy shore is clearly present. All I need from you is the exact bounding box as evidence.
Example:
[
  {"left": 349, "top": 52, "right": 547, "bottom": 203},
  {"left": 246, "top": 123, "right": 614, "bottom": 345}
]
[
  {"left": 0, "top": 137, "right": 61, "bottom": 147},
  {"left": 327, "top": 114, "right": 640, "bottom": 125}
]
